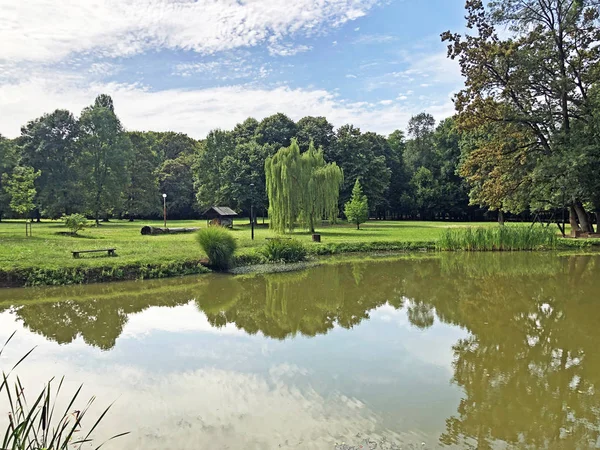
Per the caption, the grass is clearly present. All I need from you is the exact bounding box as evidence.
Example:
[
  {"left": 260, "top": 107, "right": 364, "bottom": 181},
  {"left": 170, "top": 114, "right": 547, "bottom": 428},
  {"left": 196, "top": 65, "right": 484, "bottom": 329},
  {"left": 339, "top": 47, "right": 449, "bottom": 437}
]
[
  {"left": 437, "top": 225, "right": 558, "bottom": 251},
  {"left": 0, "top": 218, "right": 598, "bottom": 286}
]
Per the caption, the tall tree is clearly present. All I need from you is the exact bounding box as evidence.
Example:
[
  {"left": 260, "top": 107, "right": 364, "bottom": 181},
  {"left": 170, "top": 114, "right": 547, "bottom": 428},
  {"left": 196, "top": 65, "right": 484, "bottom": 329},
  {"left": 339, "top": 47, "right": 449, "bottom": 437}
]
[
  {"left": 19, "top": 109, "right": 81, "bottom": 218},
  {"left": 386, "top": 130, "right": 412, "bottom": 219},
  {"left": 194, "top": 129, "right": 235, "bottom": 210},
  {"left": 255, "top": 113, "right": 297, "bottom": 148},
  {"left": 443, "top": 0, "right": 600, "bottom": 230},
  {"left": 0, "top": 134, "right": 19, "bottom": 221},
  {"left": 265, "top": 139, "right": 343, "bottom": 233},
  {"left": 79, "top": 95, "right": 131, "bottom": 224},
  {"left": 295, "top": 116, "right": 335, "bottom": 152},
  {"left": 404, "top": 113, "right": 437, "bottom": 175},
  {"left": 154, "top": 132, "right": 197, "bottom": 162},
  {"left": 333, "top": 125, "right": 391, "bottom": 214},
  {"left": 124, "top": 132, "right": 160, "bottom": 220},
  {"left": 158, "top": 154, "right": 197, "bottom": 219}
]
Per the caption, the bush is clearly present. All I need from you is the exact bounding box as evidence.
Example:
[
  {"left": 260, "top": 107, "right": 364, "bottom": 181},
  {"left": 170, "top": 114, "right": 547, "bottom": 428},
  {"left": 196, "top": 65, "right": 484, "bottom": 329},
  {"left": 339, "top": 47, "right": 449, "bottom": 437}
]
[
  {"left": 196, "top": 227, "right": 237, "bottom": 270},
  {"left": 261, "top": 238, "right": 307, "bottom": 263},
  {"left": 437, "top": 225, "right": 558, "bottom": 251},
  {"left": 63, "top": 213, "right": 88, "bottom": 235}
]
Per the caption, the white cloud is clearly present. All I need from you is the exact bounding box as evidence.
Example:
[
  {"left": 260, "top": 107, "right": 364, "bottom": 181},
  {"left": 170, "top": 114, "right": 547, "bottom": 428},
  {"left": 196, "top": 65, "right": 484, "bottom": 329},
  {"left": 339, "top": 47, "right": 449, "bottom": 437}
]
[
  {"left": 354, "top": 34, "right": 397, "bottom": 45},
  {"left": 0, "top": 75, "right": 455, "bottom": 139},
  {"left": 0, "top": 0, "right": 380, "bottom": 63},
  {"left": 346, "top": 74, "right": 358, "bottom": 78},
  {"left": 268, "top": 43, "right": 312, "bottom": 57},
  {"left": 379, "top": 99, "right": 393, "bottom": 105},
  {"left": 173, "top": 60, "right": 271, "bottom": 80}
]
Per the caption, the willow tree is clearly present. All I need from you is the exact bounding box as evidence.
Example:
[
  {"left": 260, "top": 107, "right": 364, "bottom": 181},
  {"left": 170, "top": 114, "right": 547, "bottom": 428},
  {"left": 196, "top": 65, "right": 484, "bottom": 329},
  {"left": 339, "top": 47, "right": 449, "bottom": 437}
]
[{"left": 265, "top": 139, "right": 343, "bottom": 233}]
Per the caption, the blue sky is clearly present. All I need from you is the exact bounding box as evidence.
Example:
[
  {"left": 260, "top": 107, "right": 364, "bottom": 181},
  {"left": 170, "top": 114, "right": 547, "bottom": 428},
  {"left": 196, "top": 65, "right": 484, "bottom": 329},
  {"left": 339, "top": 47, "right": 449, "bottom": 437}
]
[{"left": 0, "top": 0, "right": 467, "bottom": 139}]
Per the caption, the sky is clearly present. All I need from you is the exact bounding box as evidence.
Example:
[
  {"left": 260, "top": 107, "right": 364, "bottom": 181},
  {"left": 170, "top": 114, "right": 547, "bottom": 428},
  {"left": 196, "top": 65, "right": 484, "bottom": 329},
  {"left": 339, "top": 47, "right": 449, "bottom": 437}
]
[{"left": 0, "top": 0, "right": 468, "bottom": 139}]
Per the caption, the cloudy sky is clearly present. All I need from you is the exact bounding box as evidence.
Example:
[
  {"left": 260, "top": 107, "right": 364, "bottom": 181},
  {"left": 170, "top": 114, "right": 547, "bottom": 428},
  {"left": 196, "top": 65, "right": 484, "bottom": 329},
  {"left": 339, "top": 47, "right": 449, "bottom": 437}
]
[{"left": 0, "top": 0, "right": 467, "bottom": 139}]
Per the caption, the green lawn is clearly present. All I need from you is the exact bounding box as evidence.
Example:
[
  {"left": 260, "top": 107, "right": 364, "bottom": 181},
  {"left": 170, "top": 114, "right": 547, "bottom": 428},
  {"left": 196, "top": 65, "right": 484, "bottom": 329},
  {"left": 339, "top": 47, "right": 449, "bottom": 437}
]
[{"left": 0, "top": 218, "right": 502, "bottom": 270}]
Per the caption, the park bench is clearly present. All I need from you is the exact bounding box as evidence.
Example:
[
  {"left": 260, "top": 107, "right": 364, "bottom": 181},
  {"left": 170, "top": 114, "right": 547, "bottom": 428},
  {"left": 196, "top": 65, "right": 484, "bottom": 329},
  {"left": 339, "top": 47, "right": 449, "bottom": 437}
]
[
  {"left": 72, "top": 248, "right": 116, "bottom": 258},
  {"left": 265, "top": 237, "right": 292, "bottom": 240}
]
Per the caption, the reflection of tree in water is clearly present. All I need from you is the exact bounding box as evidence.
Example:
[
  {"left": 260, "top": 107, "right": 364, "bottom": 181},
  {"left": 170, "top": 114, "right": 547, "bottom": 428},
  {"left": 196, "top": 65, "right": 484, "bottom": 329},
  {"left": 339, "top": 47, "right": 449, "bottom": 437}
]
[
  {"left": 400, "top": 253, "right": 600, "bottom": 450},
  {"left": 4, "top": 251, "right": 600, "bottom": 449},
  {"left": 198, "top": 262, "right": 406, "bottom": 339}
]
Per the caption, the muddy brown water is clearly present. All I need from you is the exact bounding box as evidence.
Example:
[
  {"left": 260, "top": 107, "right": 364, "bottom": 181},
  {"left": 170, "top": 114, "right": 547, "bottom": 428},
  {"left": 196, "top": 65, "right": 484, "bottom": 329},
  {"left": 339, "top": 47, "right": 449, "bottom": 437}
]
[{"left": 0, "top": 252, "right": 599, "bottom": 449}]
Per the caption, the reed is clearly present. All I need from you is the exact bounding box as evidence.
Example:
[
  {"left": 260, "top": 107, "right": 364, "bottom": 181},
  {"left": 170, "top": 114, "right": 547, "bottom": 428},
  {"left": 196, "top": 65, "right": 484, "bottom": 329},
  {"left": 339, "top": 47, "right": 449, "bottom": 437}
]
[
  {"left": 1, "top": 332, "right": 127, "bottom": 450},
  {"left": 437, "top": 226, "right": 558, "bottom": 251},
  {"left": 196, "top": 227, "right": 237, "bottom": 270}
]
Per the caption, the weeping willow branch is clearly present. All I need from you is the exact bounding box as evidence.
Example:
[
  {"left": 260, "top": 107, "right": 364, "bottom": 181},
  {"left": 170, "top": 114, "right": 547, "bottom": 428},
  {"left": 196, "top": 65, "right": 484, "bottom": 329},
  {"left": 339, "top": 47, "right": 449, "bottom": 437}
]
[{"left": 265, "top": 139, "right": 343, "bottom": 233}]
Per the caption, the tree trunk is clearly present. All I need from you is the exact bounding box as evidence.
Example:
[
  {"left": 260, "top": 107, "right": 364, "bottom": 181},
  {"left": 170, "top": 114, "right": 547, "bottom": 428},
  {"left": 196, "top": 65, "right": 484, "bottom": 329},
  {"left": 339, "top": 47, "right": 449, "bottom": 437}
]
[
  {"left": 569, "top": 205, "right": 579, "bottom": 234},
  {"left": 498, "top": 210, "right": 505, "bottom": 226},
  {"left": 596, "top": 212, "right": 600, "bottom": 234},
  {"left": 356, "top": 222, "right": 360, "bottom": 230},
  {"left": 574, "top": 200, "right": 593, "bottom": 233}
]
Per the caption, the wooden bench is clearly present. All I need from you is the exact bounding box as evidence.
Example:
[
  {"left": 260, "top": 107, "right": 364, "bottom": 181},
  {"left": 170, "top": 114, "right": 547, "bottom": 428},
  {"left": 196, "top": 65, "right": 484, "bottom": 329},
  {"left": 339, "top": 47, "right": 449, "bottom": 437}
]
[
  {"left": 72, "top": 248, "right": 116, "bottom": 258},
  {"left": 265, "top": 237, "right": 292, "bottom": 240}
]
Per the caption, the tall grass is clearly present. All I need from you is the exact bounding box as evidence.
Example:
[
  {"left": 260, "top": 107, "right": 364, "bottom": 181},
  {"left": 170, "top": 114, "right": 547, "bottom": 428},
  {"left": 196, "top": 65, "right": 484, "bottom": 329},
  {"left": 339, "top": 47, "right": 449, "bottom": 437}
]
[
  {"left": 196, "top": 227, "right": 237, "bottom": 270},
  {"left": 437, "top": 226, "right": 558, "bottom": 251},
  {"left": 260, "top": 239, "right": 307, "bottom": 263},
  {"left": 1, "top": 332, "right": 127, "bottom": 450}
]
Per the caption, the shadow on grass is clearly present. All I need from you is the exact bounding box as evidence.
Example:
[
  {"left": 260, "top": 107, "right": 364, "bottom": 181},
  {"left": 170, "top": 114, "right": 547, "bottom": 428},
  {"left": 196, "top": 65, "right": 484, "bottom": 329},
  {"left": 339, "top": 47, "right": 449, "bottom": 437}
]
[{"left": 55, "top": 232, "right": 100, "bottom": 239}]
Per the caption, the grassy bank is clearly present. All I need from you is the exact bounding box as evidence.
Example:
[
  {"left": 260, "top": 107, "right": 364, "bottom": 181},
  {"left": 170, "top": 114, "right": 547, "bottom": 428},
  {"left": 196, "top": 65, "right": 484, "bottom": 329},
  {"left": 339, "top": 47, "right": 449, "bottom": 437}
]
[{"left": 1, "top": 219, "right": 599, "bottom": 287}]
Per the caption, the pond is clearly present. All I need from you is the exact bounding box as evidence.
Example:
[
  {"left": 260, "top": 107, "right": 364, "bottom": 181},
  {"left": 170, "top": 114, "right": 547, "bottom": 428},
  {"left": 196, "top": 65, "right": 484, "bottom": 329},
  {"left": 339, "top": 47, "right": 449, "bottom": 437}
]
[{"left": 0, "top": 253, "right": 599, "bottom": 449}]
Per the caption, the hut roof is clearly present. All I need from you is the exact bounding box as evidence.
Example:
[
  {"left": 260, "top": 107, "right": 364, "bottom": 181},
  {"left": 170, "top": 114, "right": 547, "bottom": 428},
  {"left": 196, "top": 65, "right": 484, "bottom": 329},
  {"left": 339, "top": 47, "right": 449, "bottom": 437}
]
[{"left": 202, "top": 206, "right": 238, "bottom": 217}]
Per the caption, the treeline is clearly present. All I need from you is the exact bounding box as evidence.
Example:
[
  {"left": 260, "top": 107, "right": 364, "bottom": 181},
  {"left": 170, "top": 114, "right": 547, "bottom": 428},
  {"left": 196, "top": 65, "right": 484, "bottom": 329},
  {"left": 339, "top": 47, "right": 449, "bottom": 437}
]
[{"left": 0, "top": 96, "right": 487, "bottom": 224}]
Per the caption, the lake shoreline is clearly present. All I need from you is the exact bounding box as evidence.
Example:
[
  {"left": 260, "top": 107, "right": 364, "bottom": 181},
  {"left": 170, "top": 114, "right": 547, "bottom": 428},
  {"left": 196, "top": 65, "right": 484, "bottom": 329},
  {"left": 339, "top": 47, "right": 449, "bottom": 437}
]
[{"left": 2, "top": 237, "right": 599, "bottom": 288}]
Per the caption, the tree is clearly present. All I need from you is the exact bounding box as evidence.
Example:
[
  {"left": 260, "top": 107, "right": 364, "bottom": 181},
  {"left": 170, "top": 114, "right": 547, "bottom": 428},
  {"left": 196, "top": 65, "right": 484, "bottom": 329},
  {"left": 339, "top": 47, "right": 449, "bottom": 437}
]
[
  {"left": 2, "top": 165, "right": 40, "bottom": 235},
  {"left": 386, "top": 130, "right": 411, "bottom": 218},
  {"left": 158, "top": 154, "right": 197, "bottom": 219},
  {"left": 124, "top": 132, "right": 160, "bottom": 220},
  {"left": 153, "top": 131, "right": 197, "bottom": 161},
  {"left": 0, "top": 134, "right": 19, "bottom": 221},
  {"left": 296, "top": 116, "right": 335, "bottom": 152},
  {"left": 265, "top": 139, "right": 343, "bottom": 233},
  {"left": 231, "top": 117, "right": 259, "bottom": 145},
  {"left": 255, "top": 113, "right": 297, "bottom": 148},
  {"left": 194, "top": 129, "right": 235, "bottom": 210},
  {"left": 344, "top": 179, "right": 369, "bottom": 229},
  {"left": 404, "top": 113, "right": 437, "bottom": 175},
  {"left": 19, "top": 109, "right": 81, "bottom": 218},
  {"left": 79, "top": 95, "right": 131, "bottom": 224},
  {"left": 443, "top": 0, "right": 600, "bottom": 230},
  {"left": 333, "top": 125, "right": 391, "bottom": 214}
]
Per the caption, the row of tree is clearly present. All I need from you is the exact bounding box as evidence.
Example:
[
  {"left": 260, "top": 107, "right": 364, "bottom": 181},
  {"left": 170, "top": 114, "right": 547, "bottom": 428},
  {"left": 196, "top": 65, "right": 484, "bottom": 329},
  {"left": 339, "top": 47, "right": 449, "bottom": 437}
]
[{"left": 1, "top": 99, "right": 487, "bottom": 225}]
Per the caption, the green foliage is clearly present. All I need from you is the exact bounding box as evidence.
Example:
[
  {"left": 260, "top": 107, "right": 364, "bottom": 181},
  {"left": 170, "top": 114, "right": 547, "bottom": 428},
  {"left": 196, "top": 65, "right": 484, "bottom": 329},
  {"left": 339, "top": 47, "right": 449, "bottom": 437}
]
[
  {"left": 2, "top": 166, "right": 40, "bottom": 217},
  {"left": 79, "top": 95, "right": 131, "bottom": 223},
  {"left": 344, "top": 179, "right": 369, "bottom": 229},
  {"left": 265, "top": 139, "right": 343, "bottom": 233},
  {"left": 196, "top": 227, "right": 237, "bottom": 270},
  {"left": 124, "top": 131, "right": 161, "bottom": 219},
  {"left": 437, "top": 226, "right": 558, "bottom": 251},
  {"left": 63, "top": 213, "right": 88, "bottom": 235},
  {"left": 261, "top": 239, "right": 307, "bottom": 263}
]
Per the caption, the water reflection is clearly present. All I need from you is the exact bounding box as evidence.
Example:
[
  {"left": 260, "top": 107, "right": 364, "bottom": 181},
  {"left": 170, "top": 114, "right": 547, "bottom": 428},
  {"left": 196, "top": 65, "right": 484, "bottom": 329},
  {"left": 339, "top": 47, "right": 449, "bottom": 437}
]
[{"left": 1, "top": 253, "right": 599, "bottom": 448}]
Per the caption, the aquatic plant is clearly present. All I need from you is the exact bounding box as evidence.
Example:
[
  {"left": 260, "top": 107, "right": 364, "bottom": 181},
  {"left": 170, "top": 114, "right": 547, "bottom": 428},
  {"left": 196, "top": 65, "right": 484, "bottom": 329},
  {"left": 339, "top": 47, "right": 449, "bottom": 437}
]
[
  {"left": 0, "top": 332, "right": 127, "bottom": 449},
  {"left": 437, "top": 226, "right": 558, "bottom": 251},
  {"left": 261, "top": 238, "right": 307, "bottom": 263},
  {"left": 196, "top": 226, "right": 237, "bottom": 270}
]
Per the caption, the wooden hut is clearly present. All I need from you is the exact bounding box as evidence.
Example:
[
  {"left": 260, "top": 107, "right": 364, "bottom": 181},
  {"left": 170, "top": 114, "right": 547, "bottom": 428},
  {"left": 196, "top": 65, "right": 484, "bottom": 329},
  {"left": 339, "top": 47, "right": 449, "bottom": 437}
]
[{"left": 202, "top": 206, "right": 238, "bottom": 228}]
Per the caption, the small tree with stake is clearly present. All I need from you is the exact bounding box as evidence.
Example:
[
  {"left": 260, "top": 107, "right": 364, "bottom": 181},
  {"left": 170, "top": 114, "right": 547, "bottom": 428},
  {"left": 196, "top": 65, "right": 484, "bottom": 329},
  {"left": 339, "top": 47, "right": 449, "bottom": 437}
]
[
  {"left": 344, "top": 178, "right": 369, "bottom": 230},
  {"left": 2, "top": 166, "right": 40, "bottom": 236}
]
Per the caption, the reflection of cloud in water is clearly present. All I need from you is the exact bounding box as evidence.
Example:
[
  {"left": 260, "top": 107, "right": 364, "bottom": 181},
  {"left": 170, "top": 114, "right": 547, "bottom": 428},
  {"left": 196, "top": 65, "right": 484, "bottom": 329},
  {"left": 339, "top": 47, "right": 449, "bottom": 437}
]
[
  {"left": 4, "top": 358, "right": 424, "bottom": 450},
  {"left": 121, "top": 302, "right": 246, "bottom": 338}
]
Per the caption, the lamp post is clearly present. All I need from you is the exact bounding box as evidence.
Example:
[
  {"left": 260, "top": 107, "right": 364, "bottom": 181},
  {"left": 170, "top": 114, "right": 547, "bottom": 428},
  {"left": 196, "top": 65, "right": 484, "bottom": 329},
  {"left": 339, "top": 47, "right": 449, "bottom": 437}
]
[
  {"left": 162, "top": 193, "right": 167, "bottom": 228},
  {"left": 250, "top": 183, "right": 255, "bottom": 240}
]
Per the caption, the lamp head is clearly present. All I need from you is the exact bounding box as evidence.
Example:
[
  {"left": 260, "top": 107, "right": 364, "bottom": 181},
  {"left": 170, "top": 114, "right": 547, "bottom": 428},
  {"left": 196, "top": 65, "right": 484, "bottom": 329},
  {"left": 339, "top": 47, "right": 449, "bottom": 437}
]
[{"left": 162, "top": 193, "right": 167, "bottom": 198}]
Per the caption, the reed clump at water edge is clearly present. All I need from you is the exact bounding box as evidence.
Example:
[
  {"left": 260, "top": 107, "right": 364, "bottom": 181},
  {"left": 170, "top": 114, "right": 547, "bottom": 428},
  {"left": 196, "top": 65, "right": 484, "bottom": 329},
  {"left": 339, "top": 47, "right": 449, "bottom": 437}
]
[{"left": 437, "top": 226, "right": 558, "bottom": 251}]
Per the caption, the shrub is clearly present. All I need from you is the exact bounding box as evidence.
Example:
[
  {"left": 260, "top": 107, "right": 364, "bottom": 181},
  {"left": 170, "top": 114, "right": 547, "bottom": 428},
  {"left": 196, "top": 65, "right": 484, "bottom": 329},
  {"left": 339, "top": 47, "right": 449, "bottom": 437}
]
[
  {"left": 63, "top": 213, "right": 88, "bottom": 235},
  {"left": 196, "top": 227, "right": 237, "bottom": 270},
  {"left": 437, "top": 225, "right": 558, "bottom": 251},
  {"left": 261, "top": 238, "right": 307, "bottom": 263}
]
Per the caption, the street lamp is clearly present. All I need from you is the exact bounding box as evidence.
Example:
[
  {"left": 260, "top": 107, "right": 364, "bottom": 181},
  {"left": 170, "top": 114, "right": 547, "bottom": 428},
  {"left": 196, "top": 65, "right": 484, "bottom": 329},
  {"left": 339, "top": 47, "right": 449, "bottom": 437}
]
[
  {"left": 162, "top": 193, "right": 167, "bottom": 228},
  {"left": 250, "top": 183, "right": 255, "bottom": 240}
]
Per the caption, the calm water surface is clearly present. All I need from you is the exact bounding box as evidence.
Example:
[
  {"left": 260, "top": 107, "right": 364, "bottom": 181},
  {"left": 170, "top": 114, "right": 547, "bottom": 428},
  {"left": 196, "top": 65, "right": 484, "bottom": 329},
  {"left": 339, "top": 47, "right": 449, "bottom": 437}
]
[{"left": 1, "top": 253, "right": 599, "bottom": 449}]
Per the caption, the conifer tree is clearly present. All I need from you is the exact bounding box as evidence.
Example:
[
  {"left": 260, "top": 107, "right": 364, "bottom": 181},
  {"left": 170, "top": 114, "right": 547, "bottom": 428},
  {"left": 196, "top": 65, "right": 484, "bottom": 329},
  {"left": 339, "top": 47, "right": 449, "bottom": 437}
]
[{"left": 344, "top": 179, "right": 369, "bottom": 230}]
